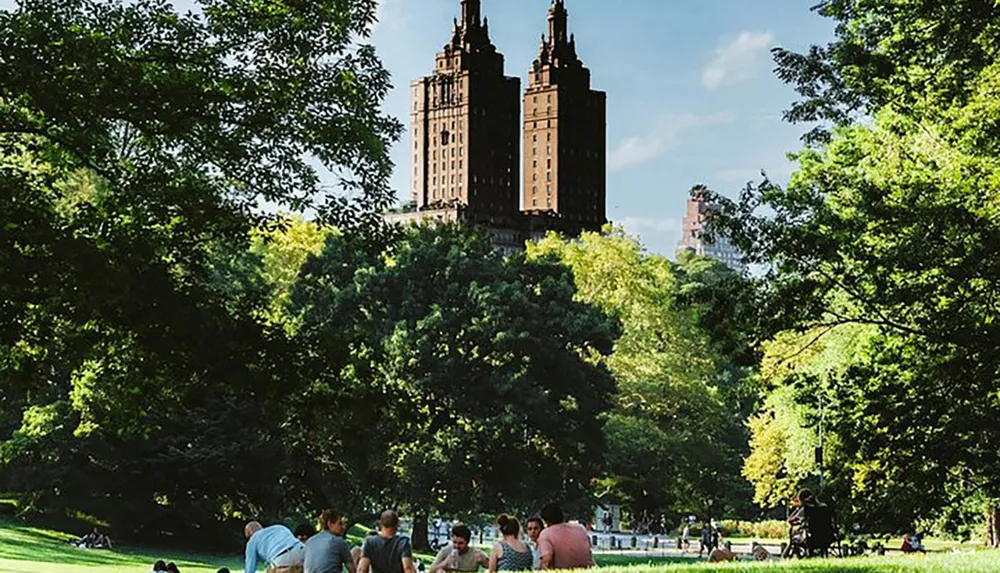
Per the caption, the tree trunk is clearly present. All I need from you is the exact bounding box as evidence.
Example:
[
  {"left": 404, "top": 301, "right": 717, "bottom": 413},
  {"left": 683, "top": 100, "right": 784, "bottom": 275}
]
[
  {"left": 987, "top": 504, "right": 999, "bottom": 549},
  {"left": 412, "top": 512, "right": 430, "bottom": 551}
]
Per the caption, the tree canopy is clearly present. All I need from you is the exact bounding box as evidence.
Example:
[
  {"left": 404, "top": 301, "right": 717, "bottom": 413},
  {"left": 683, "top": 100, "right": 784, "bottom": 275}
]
[
  {"left": 707, "top": 0, "right": 1000, "bottom": 544},
  {"left": 529, "top": 230, "right": 757, "bottom": 528}
]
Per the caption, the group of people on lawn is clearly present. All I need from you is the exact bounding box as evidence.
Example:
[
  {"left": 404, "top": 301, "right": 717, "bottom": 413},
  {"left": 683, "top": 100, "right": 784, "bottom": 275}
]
[
  {"left": 68, "top": 527, "right": 113, "bottom": 549},
  {"left": 244, "top": 503, "right": 594, "bottom": 573}
]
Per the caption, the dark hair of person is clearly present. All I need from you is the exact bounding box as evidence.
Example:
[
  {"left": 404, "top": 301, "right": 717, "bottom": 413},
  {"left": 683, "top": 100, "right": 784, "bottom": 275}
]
[
  {"left": 166, "top": 563, "right": 180, "bottom": 573},
  {"left": 526, "top": 516, "right": 544, "bottom": 530},
  {"left": 497, "top": 514, "right": 520, "bottom": 537},
  {"left": 295, "top": 522, "right": 315, "bottom": 539},
  {"left": 451, "top": 523, "right": 472, "bottom": 542},
  {"left": 367, "top": 530, "right": 378, "bottom": 536},
  {"left": 217, "top": 569, "right": 231, "bottom": 573},
  {"left": 154, "top": 561, "right": 167, "bottom": 571},
  {"left": 797, "top": 489, "right": 818, "bottom": 506},
  {"left": 318, "top": 509, "right": 343, "bottom": 531},
  {"left": 380, "top": 510, "right": 400, "bottom": 529},
  {"left": 540, "top": 503, "right": 564, "bottom": 525}
]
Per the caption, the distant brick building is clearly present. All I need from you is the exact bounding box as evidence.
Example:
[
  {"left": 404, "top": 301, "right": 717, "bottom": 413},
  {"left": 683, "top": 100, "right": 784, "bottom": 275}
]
[
  {"left": 409, "top": 0, "right": 519, "bottom": 215},
  {"left": 676, "top": 187, "right": 746, "bottom": 272},
  {"left": 522, "top": 0, "right": 607, "bottom": 226},
  {"left": 389, "top": 0, "right": 606, "bottom": 249}
]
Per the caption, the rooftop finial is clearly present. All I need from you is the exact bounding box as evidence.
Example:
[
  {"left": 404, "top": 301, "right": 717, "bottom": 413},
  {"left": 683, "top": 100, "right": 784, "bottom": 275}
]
[{"left": 460, "top": 0, "right": 481, "bottom": 30}]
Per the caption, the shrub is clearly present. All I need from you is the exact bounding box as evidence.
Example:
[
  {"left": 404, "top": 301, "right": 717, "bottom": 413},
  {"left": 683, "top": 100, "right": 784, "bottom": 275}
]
[{"left": 719, "top": 520, "right": 788, "bottom": 539}]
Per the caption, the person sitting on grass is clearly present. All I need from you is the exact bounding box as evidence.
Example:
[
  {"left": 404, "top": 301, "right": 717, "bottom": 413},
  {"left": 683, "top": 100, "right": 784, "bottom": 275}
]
[
  {"left": 358, "top": 511, "right": 416, "bottom": 573},
  {"left": 305, "top": 509, "right": 357, "bottom": 573},
  {"left": 166, "top": 563, "right": 181, "bottom": 573},
  {"left": 524, "top": 516, "right": 544, "bottom": 570},
  {"left": 153, "top": 560, "right": 169, "bottom": 573},
  {"left": 244, "top": 520, "right": 306, "bottom": 573},
  {"left": 901, "top": 531, "right": 926, "bottom": 554},
  {"left": 70, "top": 528, "right": 103, "bottom": 549},
  {"left": 488, "top": 514, "right": 533, "bottom": 572},
  {"left": 96, "top": 530, "right": 113, "bottom": 549},
  {"left": 783, "top": 489, "right": 822, "bottom": 558},
  {"left": 429, "top": 524, "right": 488, "bottom": 573},
  {"left": 536, "top": 503, "right": 594, "bottom": 570},
  {"left": 708, "top": 541, "right": 736, "bottom": 563},
  {"left": 751, "top": 542, "right": 772, "bottom": 561}
]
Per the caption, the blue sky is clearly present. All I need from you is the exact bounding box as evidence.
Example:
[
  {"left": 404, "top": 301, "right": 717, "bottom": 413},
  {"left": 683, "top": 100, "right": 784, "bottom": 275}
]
[
  {"left": 372, "top": 0, "right": 834, "bottom": 255},
  {"left": 0, "top": 0, "right": 833, "bottom": 256}
]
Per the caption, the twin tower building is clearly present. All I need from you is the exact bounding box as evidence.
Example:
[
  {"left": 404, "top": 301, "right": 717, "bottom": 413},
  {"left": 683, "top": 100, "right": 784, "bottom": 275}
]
[{"left": 393, "top": 0, "right": 607, "bottom": 249}]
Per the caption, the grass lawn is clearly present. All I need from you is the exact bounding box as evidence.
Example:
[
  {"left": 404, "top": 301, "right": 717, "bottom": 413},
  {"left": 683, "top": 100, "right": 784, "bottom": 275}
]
[{"left": 1, "top": 517, "right": 999, "bottom": 573}]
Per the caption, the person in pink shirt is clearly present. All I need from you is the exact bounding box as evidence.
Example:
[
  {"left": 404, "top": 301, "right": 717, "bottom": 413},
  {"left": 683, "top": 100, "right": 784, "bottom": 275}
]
[{"left": 536, "top": 503, "right": 594, "bottom": 570}]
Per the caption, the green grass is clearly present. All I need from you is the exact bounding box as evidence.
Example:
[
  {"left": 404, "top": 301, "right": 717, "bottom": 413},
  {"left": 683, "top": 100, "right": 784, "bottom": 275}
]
[
  {"left": 596, "top": 553, "right": 1000, "bottom": 573},
  {"left": 0, "top": 518, "right": 240, "bottom": 573},
  {"left": 1, "top": 516, "right": 999, "bottom": 573}
]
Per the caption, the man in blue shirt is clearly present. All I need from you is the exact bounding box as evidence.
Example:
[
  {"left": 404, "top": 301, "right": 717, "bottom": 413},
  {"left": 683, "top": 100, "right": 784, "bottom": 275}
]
[{"left": 245, "top": 521, "right": 306, "bottom": 573}]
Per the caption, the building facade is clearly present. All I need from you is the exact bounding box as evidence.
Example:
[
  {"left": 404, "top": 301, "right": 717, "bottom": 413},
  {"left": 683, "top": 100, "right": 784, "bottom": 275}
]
[
  {"left": 410, "top": 0, "right": 520, "bottom": 215},
  {"left": 395, "top": 0, "right": 606, "bottom": 250},
  {"left": 523, "top": 0, "right": 606, "bottom": 226},
  {"left": 676, "top": 187, "right": 746, "bottom": 272}
]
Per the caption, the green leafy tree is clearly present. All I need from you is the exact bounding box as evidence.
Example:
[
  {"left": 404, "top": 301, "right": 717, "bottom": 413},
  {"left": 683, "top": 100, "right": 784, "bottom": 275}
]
[
  {"left": 0, "top": 0, "right": 400, "bottom": 540},
  {"left": 707, "top": 0, "right": 1000, "bottom": 545},
  {"left": 289, "top": 225, "right": 619, "bottom": 548},
  {"left": 529, "top": 230, "right": 755, "bottom": 528}
]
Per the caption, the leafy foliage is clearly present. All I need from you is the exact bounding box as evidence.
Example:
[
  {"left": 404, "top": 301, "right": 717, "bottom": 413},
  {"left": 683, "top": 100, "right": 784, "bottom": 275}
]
[
  {"left": 0, "top": 0, "right": 399, "bottom": 541},
  {"left": 708, "top": 0, "right": 1000, "bottom": 542},
  {"left": 287, "top": 225, "right": 620, "bottom": 535},
  {"left": 529, "top": 230, "right": 757, "bottom": 527}
]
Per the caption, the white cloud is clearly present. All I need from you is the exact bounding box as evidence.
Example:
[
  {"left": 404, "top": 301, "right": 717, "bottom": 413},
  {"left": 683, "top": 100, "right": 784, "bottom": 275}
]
[
  {"left": 702, "top": 31, "right": 775, "bottom": 90},
  {"left": 607, "top": 112, "right": 735, "bottom": 172}
]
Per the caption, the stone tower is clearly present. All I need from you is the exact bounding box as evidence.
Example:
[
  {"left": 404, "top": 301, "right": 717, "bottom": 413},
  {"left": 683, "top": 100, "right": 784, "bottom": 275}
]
[
  {"left": 522, "top": 0, "right": 606, "bottom": 228},
  {"left": 410, "top": 0, "right": 521, "bottom": 215}
]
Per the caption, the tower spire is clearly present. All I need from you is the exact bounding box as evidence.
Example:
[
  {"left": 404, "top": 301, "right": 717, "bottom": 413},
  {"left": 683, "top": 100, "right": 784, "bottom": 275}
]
[
  {"left": 548, "top": 0, "right": 568, "bottom": 46},
  {"left": 461, "top": 0, "right": 481, "bottom": 30}
]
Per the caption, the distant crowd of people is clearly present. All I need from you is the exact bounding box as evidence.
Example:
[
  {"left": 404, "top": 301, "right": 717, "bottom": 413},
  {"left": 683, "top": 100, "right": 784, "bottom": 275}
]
[{"left": 243, "top": 503, "right": 594, "bottom": 573}]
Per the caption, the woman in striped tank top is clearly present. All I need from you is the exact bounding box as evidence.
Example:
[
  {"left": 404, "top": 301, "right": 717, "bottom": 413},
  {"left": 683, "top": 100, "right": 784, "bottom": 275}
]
[{"left": 488, "top": 515, "right": 534, "bottom": 572}]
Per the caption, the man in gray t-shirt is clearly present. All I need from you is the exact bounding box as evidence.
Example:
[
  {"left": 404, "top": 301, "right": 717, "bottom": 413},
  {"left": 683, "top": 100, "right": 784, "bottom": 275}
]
[
  {"left": 359, "top": 511, "right": 415, "bottom": 573},
  {"left": 305, "top": 510, "right": 357, "bottom": 573}
]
